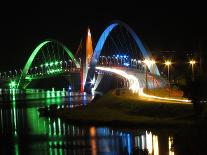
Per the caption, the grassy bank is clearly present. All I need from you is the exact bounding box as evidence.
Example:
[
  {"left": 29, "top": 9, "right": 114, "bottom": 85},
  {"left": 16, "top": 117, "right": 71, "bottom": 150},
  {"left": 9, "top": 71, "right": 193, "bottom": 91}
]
[{"left": 55, "top": 90, "right": 198, "bottom": 128}]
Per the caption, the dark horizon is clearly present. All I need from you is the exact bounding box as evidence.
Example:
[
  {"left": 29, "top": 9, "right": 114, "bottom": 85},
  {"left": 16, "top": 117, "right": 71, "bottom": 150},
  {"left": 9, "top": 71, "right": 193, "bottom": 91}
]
[{"left": 0, "top": 2, "right": 205, "bottom": 70}]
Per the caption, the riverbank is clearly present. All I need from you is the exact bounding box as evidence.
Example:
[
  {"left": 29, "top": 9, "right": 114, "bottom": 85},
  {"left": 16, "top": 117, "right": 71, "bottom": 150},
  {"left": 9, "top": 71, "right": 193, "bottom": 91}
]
[{"left": 54, "top": 90, "right": 203, "bottom": 128}]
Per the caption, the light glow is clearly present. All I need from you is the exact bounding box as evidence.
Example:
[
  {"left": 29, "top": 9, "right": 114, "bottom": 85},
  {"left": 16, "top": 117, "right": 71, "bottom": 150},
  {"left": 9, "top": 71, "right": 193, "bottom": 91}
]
[
  {"left": 142, "top": 59, "right": 156, "bottom": 68},
  {"left": 169, "top": 136, "right": 175, "bottom": 155},
  {"left": 153, "top": 135, "right": 159, "bottom": 155},
  {"left": 96, "top": 66, "right": 190, "bottom": 103},
  {"left": 164, "top": 60, "right": 172, "bottom": 66},
  {"left": 141, "top": 92, "right": 190, "bottom": 103},
  {"left": 90, "top": 76, "right": 96, "bottom": 86},
  {"left": 146, "top": 131, "right": 153, "bottom": 154},
  {"left": 96, "top": 66, "right": 141, "bottom": 94},
  {"left": 189, "top": 60, "right": 196, "bottom": 65},
  {"left": 9, "top": 81, "right": 16, "bottom": 89}
]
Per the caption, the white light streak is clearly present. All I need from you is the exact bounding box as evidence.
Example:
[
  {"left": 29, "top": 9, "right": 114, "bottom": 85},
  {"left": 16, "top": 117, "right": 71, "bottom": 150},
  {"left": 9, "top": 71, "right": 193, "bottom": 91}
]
[
  {"left": 146, "top": 131, "right": 153, "bottom": 154},
  {"left": 96, "top": 66, "right": 191, "bottom": 103},
  {"left": 96, "top": 66, "right": 141, "bottom": 94}
]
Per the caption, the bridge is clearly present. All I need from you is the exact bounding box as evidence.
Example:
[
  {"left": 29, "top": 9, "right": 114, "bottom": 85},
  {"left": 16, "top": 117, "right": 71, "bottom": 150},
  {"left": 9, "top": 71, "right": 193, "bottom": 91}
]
[{"left": 0, "top": 20, "right": 190, "bottom": 103}]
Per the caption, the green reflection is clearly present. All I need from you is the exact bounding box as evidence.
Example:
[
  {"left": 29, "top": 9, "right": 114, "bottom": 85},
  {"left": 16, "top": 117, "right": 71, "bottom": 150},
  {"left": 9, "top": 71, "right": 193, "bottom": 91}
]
[
  {"left": 59, "top": 141, "right": 63, "bottom": 155},
  {"left": 46, "top": 91, "right": 62, "bottom": 106},
  {"left": 11, "top": 89, "right": 19, "bottom": 155},
  {"left": 58, "top": 118, "right": 61, "bottom": 136},
  {"left": 55, "top": 61, "right": 58, "bottom": 65},
  {"left": 46, "top": 91, "right": 51, "bottom": 98},
  {"left": 11, "top": 89, "right": 17, "bottom": 136},
  {"left": 49, "top": 118, "right": 52, "bottom": 136},
  {"left": 50, "top": 62, "right": 54, "bottom": 66},
  {"left": 26, "top": 108, "right": 48, "bottom": 135},
  {"left": 9, "top": 81, "right": 17, "bottom": 89},
  {"left": 53, "top": 121, "right": 57, "bottom": 136},
  {"left": 15, "top": 143, "right": 19, "bottom": 155},
  {"left": 49, "top": 141, "right": 53, "bottom": 155}
]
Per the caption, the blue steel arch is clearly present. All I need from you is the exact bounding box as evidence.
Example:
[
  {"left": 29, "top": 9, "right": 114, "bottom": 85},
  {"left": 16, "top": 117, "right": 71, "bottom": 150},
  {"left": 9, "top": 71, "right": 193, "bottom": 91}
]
[
  {"left": 85, "top": 21, "right": 160, "bottom": 92},
  {"left": 92, "top": 20, "right": 160, "bottom": 75}
]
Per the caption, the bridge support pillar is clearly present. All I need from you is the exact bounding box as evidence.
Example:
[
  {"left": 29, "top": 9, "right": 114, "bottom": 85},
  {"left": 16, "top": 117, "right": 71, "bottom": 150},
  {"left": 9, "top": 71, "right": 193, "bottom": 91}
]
[{"left": 80, "top": 65, "right": 84, "bottom": 92}]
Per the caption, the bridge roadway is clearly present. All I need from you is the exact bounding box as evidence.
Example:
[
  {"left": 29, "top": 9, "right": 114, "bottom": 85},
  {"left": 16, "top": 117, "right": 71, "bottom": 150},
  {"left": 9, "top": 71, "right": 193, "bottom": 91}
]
[
  {"left": 96, "top": 66, "right": 190, "bottom": 103},
  {"left": 1, "top": 66, "right": 167, "bottom": 90},
  {"left": 96, "top": 66, "right": 168, "bottom": 89}
]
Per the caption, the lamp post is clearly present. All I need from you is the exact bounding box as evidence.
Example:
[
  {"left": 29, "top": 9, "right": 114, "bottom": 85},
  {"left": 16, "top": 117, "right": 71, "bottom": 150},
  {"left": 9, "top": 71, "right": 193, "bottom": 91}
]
[
  {"left": 150, "top": 60, "right": 156, "bottom": 95},
  {"left": 131, "top": 59, "right": 134, "bottom": 68},
  {"left": 189, "top": 60, "right": 196, "bottom": 81},
  {"left": 142, "top": 59, "right": 151, "bottom": 94},
  {"left": 69, "top": 60, "right": 72, "bottom": 69},
  {"left": 78, "top": 58, "right": 81, "bottom": 66},
  {"left": 164, "top": 60, "right": 172, "bottom": 97}
]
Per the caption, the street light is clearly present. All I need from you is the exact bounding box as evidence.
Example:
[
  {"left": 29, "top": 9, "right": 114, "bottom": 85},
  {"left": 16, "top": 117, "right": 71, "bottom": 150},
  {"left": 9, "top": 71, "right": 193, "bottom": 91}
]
[
  {"left": 142, "top": 59, "right": 153, "bottom": 94},
  {"left": 164, "top": 60, "right": 172, "bottom": 97},
  {"left": 189, "top": 60, "right": 196, "bottom": 81},
  {"left": 150, "top": 60, "right": 156, "bottom": 95}
]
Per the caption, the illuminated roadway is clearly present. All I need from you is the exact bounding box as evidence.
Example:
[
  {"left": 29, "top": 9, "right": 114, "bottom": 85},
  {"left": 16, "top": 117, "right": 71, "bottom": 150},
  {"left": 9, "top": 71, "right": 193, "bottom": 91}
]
[{"left": 96, "top": 66, "right": 191, "bottom": 104}]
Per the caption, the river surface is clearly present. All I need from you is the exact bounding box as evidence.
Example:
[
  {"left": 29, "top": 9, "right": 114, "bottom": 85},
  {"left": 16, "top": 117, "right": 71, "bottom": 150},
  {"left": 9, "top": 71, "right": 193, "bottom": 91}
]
[{"left": 0, "top": 88, "right": 207, "bottom": 155}]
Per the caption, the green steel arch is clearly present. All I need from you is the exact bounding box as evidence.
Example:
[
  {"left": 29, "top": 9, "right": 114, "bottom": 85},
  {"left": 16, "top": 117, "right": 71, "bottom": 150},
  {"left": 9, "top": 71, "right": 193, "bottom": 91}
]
[{"left": 17, "top": 39, "right": 80, "bottom": 89}]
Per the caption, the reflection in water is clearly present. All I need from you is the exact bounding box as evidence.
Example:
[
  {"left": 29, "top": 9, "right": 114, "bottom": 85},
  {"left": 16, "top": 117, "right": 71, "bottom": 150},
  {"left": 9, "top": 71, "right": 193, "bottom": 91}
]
[
  {"left": 0, "top": 88, "right": 186, "bottom": 155},
  {"left": 90, "top": 127, "right": 97, "bottom": 155},
  {"left": 134, "top": 131, "right": 159, "bottom": 155},
  {"left": 153, "top": 135, "right": 159, "bottom": 155},
  {"left": 169, "top": 136, "right": 174, "bottom": 155},
  {"left": 0, "top": 90, "right": 172, "bottom": 155}
]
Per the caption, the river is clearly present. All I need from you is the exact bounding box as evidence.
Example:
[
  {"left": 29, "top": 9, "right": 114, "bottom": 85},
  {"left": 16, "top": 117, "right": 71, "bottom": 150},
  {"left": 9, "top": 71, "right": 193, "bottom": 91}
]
[{"left": 0, "top": 88, "right": 206, "bottom": 155}]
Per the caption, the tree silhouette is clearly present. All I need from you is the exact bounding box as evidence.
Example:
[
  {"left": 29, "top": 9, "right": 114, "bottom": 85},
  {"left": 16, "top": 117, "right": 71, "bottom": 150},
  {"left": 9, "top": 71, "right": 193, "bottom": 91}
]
[{"left": 183, "top": 77, "right": 207, "bottom": 115}]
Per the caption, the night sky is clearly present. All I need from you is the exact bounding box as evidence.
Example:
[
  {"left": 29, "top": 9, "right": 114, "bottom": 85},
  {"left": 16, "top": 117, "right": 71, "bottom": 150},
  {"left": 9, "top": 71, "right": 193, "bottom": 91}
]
[{"left": 0, "top": 1, "right": 205, "bottom": 71}]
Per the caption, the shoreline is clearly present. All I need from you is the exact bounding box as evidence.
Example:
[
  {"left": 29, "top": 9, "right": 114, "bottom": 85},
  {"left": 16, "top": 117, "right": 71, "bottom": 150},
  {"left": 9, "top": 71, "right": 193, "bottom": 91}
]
[
  {"left": 56, "top": 115, "right": 196, "bottom": 129},
  {"left": 51, "top": 90, "right": 205, "bottom": 129}
]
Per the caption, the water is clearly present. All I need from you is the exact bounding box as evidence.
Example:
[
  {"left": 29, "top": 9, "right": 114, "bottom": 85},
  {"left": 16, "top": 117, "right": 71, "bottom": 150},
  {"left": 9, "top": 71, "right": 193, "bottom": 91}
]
[{"left": 0, "top": 89, "right": 207, "bottom": 155}]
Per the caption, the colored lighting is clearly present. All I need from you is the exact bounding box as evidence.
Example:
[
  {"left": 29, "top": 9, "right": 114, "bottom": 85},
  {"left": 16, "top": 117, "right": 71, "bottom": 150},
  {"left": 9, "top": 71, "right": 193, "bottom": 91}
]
[
  {"left": 50, "top": 62, "right": 54, "bottom": 66},
  {"left": 123, "top": 62, "right": 130, "bottom": 66},
  {"left": 9, "top": 81, "right": 16, "bottom": 89},
  {"left": 55, "top": 61, "right": 58, "bottom": 65}
]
